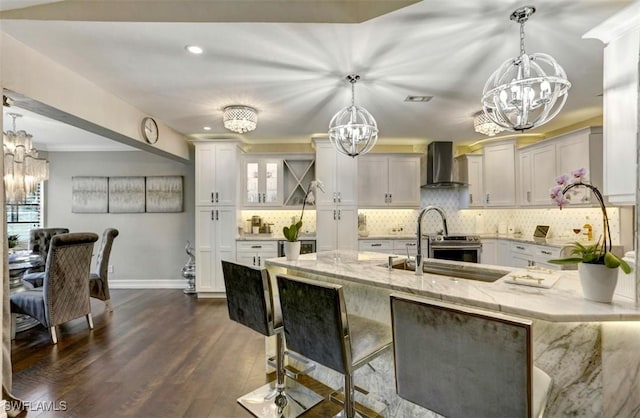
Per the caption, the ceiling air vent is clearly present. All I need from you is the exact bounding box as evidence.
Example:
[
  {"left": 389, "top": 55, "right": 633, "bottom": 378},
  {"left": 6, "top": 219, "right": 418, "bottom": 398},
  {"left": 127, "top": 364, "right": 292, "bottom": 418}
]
[{"left": 404, "top": 95, "right": 433, "bottom": 102}]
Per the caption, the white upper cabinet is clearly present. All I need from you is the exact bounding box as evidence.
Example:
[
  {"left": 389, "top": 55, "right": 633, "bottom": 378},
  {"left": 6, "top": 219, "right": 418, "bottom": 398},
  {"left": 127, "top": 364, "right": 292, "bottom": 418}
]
[
  {"left": 314, "top": 139, "right": 357, "bottom": 207},
  {"left": 195, "top": 142, "right": 238, "bottom": 207},
  {"left": 483, "top": 141, "right": 516, "bottom": 207},
  {"left": 518, "top": 142, "right": 556, "bottom": 206},
  {"left": 555, "top": 128, "right": 602, "bottom": 205},
  {"left": 358, "top": 155, "right": 420, "bottom": 208},
  {"left": 456, "top": 154, "right": 484, "bottom": 207},
  {"left": 585, "top": 7, "right": 640, "bottom": 204},
  {"left": 242, "top": 158, "right": 283, "bottom": 207}
]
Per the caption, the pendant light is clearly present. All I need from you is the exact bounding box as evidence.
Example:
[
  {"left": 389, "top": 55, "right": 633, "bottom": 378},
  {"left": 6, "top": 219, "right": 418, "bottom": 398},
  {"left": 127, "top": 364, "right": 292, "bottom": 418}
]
[{"left": 328, "top": 74, "right": 378, "bottom": 157}]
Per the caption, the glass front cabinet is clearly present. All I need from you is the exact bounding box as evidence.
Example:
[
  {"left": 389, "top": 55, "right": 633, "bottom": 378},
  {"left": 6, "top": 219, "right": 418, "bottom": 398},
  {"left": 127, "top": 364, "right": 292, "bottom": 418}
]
[{"left": 243, "top": 158, "right": 283, "bottom": 206}]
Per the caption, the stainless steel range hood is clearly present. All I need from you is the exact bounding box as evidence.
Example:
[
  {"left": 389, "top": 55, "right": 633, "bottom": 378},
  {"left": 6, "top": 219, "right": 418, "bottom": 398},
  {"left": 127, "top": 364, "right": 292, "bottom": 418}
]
[{"left": 421, "top": 141, "right": 468, "bottom": 188}]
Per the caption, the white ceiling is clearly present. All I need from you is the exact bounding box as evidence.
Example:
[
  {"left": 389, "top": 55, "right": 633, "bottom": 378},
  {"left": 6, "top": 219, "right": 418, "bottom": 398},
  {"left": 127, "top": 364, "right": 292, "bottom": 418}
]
[{"left": 0, "top": 0, "right": 632, "bottom": 150}]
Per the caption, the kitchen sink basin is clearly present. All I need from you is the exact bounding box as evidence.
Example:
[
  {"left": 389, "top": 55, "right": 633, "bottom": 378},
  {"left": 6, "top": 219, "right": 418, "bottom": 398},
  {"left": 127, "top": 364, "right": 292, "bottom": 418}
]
[{"left": 385, "top": 259, "right": 510, "bottom": 283}]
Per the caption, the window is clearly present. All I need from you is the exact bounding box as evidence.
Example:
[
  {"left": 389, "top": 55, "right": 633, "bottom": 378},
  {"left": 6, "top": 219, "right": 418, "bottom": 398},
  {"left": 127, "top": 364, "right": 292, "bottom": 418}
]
[{"left": 6, "top": 184, "right": 42, "bottom": 248}]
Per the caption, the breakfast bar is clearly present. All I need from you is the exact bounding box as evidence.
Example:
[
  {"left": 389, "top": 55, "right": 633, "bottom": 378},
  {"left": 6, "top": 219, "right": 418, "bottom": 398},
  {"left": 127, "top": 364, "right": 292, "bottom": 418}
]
[{"left": 266, "top": 251, "right": 640, "bottom": 417}]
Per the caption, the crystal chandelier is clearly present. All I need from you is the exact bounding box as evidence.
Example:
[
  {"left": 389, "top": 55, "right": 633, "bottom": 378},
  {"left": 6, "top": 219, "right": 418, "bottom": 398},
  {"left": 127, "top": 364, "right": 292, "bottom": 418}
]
[
  {"left": 481, "top": 6, "right": 571, "bottom": 131},
  {"left": 3, "top": 112, "right": 49, "bottom": 204},
  {"left": 328, "top": 74, "right": 378, "bottom": 157},
  {"left": 223, "top": 105, "right": 258, "bottom": 134},
  {"left": 473, "top": 111, "right": 504, "bottom": 136}
]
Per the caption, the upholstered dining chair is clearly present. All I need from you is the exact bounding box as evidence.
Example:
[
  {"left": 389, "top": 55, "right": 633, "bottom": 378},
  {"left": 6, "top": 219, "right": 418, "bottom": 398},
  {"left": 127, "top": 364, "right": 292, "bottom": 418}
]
[
  {"left": 21, "top": 227, "right": 70, "bottom": 289},
  {"left": 89, "top": 228, "right": 119, "bottom": 312},
  {"left": 11, "top": 232, "right": 99, "bottom": 344}
]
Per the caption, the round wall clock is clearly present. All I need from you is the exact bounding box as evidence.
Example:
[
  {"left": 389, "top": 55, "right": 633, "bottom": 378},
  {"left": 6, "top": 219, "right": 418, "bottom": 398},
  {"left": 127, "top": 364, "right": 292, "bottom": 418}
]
[{"left": 141, "top": 117, "right": 159, "bottom": 144}]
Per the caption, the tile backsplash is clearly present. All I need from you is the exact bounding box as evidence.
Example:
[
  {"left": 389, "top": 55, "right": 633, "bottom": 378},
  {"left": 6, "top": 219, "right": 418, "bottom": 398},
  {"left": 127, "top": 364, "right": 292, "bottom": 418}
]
[{"left": 240, "top": 189, "right": 628, "bottom": 248}]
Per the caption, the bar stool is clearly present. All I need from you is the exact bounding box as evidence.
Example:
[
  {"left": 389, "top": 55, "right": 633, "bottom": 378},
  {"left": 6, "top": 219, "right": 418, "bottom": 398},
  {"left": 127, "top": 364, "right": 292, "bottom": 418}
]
[
  {"left": 390, "top": 293, "right": 552, "bottom": 418},
  {"left": 220, "top": 261, "right": 322, "bottom": 418},
  {"left": 276, "top": 274, "right": 392, "bottom": 418}
]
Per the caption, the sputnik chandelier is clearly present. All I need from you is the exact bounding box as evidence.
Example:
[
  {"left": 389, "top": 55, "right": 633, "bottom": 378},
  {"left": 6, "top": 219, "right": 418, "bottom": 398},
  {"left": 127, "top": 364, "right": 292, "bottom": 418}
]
[
  {"left": 481, "top": 6, "right": 571, "bottom": 132},
  {"left": 328, "top": 74, "right": 378, "bottom": 157}
]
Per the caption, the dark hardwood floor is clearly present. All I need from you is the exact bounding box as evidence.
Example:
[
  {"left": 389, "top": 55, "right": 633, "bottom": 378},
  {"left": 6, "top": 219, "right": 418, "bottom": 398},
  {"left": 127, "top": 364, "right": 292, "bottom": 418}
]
[{"left": 10, "top": 289, "right": 379, "bottom": 418}]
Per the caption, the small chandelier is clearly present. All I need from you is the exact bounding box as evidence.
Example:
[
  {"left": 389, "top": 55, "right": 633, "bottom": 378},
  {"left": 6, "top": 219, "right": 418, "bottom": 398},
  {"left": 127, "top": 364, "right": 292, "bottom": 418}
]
[
  {"left": 3, "top": 112, "right": 49, "bottom": 203},
  {"left": 328, "top": 74, "right": 378, "bottom": 157},
  {"left": 473, "top": 111, "right": 504, "bottom": 136},
  {"left": 223, "top": 105, "right": 257, "bottom": 134},
  {"left": 481, "top": 6, "right": 571, "bottom": 132}
]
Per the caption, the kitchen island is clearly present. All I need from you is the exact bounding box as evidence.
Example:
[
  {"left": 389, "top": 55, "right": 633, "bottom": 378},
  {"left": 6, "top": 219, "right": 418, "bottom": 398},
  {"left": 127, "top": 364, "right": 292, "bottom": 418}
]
[{"left": 266, "top": 251, "right": 640, "bottom": 417}]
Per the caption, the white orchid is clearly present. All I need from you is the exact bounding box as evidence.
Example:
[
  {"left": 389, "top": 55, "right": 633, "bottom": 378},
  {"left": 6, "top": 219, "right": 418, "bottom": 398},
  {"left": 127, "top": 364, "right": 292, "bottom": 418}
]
[{"left": 283, "top": 179, "right": 325, "bottom": 242}]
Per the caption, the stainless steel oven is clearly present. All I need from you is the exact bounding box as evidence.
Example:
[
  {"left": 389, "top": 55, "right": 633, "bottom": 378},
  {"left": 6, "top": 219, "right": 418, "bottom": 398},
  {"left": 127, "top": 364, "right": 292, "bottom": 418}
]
[
  {"left": 277, "top": 240, "right": 316, "bottom": 257},
  {"left": 426, "top": 235, "right": 482, "bottom": 263}
]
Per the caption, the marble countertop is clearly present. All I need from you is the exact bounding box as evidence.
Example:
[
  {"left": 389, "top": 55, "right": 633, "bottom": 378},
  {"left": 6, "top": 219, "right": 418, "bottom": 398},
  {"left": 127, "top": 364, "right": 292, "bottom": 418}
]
[
  {"left": 266, "top": 251, "right": 640, "bottom": 322},
  {"left": 358, "top": 234, "right": 416, "bottom": 240},
  {"left": 478, "top": 233, "right": 575, "bottom": 248}
]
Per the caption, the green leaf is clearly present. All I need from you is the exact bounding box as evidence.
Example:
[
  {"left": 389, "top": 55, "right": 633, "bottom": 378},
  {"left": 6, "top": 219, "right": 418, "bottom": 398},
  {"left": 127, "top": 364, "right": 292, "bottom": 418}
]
[
  {"left": 605, "top": 252, "right": 632, "bottom": 274},
  {"left": 548, "top": 257, "right": 584, "bottom": 265}
]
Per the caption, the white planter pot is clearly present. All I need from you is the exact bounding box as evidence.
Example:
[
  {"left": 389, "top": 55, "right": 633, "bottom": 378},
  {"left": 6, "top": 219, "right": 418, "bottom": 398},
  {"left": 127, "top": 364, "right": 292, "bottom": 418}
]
[
  {"left": 284, "top": 241, "right": 301, "bottom": 261},
  {"left": 578, "top": 262, "right": 619, "bottom": 303}
]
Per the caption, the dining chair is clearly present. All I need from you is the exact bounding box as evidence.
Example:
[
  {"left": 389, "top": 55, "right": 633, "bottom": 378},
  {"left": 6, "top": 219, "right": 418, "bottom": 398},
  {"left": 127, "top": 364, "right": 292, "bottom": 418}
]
[
  {"left": 11, "top": 232, "right": 99, "bottom": 344},
  {"left": 89, "top": 228, "right": 119, "bottom": 312},
  {"left": 21, "top": 227, "right": 70, "bottom": 289}
]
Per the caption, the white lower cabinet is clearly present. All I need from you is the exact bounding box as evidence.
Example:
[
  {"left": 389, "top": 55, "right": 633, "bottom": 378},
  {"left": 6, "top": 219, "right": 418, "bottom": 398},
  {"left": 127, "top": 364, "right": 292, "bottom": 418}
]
[
  {"left": 236, "top": 240, "right": 278, "bottom": 267},
  {"left": 394, "top": 239, "right": 418, "bottom": 257},
  {"left": 509, "top": 242, "right": 562, "bottom": 270},
  {"left": 195, "top": 207, "right": 237, "bottom": 294},
  {"left": 316, "top": 207, "right": 358, "bottom": 252}
]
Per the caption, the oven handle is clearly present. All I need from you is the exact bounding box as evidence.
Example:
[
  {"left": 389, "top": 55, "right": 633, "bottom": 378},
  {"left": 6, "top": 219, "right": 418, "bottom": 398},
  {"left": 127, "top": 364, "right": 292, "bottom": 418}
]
[{"left": 429, "top": 245, "right": 482, "bottom": 250}]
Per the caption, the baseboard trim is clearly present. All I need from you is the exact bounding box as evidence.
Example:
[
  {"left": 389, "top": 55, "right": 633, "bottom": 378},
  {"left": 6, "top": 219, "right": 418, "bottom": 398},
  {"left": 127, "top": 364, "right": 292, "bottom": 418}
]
[
  {"left": 197, "top": 292, "right": 226, "bottom": 299},
  {"left": 110, "top": 280, "right": 186, "bottom": 289}
]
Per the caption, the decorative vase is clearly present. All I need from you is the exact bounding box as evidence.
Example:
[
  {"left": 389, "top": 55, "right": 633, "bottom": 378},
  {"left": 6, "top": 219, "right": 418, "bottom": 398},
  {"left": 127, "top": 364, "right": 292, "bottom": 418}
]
[
  {"left": 578, "top": 262, "right": 619, "bottom": 303},
  {"left": 284, "top": 241, "right": 301, "bottom": 261}
]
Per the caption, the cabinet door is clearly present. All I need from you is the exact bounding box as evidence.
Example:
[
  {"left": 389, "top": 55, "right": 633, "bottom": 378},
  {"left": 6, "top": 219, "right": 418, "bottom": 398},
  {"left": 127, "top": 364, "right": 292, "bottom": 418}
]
[
  {"left": 335, "top": 152, "right": 358, "bottom": 206},
  {"left": 195, "top": 144, "right": 216, "bottom": 206},
  {"left": 236, "top": 253, "right": 258, "bottom": 267},
  {"left": 498, "top": 241, "right": 511, "bottom": 266},
  {"left": 316, "top": 208, "right": 338, "bottom": 251},
  {"left": 556, "top": 133, "right": 592, "bottom": 204},
  {"left": 602, "top": 28, "right": 639, "bottom": 203},
  {"left": 263, "top": 160, "right": 282, "bottom": 205},
  {"left": 243, "top": 159, "right": 283, "bottom": 206},
  {"left": 518, "top": 150, "right": 533, "bottom": 206},
  {"left": 336, "top": 207, "right": 358, "bottom": 251},
  {"left": 213, "top": 143, "right": 238, "bottom": 206},
  {"left": 195, "top": 208, "right": 216, "bottom": 292},
  {"left": 357, "top": 156, "right": 388, "bottom": 207},
  {"left": 530, "top": 144, "right": 556, "bottom": 205},
  {"left": 214, "top": 207, "right": 237, "bottom": 291},
  {"left": 466, "top": 155, "right": 484, "bottom": 208},
  {"left": 388, "top": 157, "right": 421, "bottom": 207},
  {"left": 511, "top": 253, "right": 532, "bottom": 268},
  {"left": 481, "top": 239, "right": 497, "bottom": 265},
  {"left": 484, "top": 142, "right": 516, "bottom": 206},
  {"left": 244, "top": 160, "right": 261, "bottom": 205},
  {"left": 315, "top": 143, "right": 338, "bottom": 206}
]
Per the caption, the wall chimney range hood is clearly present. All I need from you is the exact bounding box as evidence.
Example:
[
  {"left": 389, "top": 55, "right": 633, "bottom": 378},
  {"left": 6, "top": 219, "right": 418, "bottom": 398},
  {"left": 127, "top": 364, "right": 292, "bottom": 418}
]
[{"left": 421, "top": 141, "right": 467, "bottom": 188}]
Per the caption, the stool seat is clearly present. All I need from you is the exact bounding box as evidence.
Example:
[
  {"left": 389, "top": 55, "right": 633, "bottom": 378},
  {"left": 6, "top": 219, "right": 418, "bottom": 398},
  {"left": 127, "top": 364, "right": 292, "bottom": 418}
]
[{"left": 348, "top": 315, "right": 392, "bottom": 368}]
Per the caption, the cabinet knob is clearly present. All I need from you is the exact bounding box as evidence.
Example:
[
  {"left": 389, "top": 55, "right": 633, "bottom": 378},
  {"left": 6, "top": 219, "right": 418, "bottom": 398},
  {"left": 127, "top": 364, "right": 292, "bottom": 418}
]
[
  {"left": 253, "top": 256, "right": 256, "bottom": 265},
  {"left": 211, "top": 192, "right": 214, "bottom": 203},
  {"left": 371, "top": 243, "right": 382, "bottom": 247},
  {"left": 389, "top": 193, "right": 392, "bottom": 203},
  {"left": 251, "top": 245, "right": 262, "bottom": 249},
  {"left": 486, "top": 194, "right": 490, "bottom": 204},
  {"left": 338, "top": 192, "right": 341, "bottom": 203},
  {"left": 333, "top": 210, "right": 337, "bottom": 220},
  {"left": 469, "top": 193, "right": 473, "bottom": 204},
  {"left": 215, "top": 210, "right": 219, "bottom": 221},
  {"left": 542, "top": 250, "right": 552, "bottom": 255},
  {"left": 337, "top": 210, "right": 341, "bottom": 220},
  {"left": 215, "top": 192, "right": 219, "bottom": 203},
  {"left": 262, "top": 193, "right": 266, "bottom": 203}
]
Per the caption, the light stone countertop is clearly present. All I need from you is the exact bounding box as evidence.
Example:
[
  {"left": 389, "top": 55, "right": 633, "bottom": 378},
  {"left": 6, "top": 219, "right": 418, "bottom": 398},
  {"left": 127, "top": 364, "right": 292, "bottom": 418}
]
[
  {"left": 266, "top": 251, "right": 640, "bottom": 322},
  {"left": 357, "top": 234, "right": 416, "bottom": 240},
  {"left": 478, "top": 233, "right": 575, "bottom": 248},
  {"left": 236, "top": 234, "right": 316, "bottom": 241}
]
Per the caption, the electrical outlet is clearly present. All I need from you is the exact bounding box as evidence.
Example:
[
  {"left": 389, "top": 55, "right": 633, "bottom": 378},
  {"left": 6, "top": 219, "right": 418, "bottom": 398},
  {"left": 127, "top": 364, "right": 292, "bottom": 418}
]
[{"left": 108, "top": 265, "right": 114, "bottom": 273}]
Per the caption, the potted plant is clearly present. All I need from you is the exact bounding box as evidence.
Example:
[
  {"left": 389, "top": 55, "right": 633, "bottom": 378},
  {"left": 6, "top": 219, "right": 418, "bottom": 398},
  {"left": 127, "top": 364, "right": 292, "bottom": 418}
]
[
  {"left": 548, "top": 168, "right": 630, "bottom": 302},
  {"left": 282, "top": 180, "right": 323, "bottom": 260},
  {"left": 7, "top": 234, "right": 19, "bottom": 249}
]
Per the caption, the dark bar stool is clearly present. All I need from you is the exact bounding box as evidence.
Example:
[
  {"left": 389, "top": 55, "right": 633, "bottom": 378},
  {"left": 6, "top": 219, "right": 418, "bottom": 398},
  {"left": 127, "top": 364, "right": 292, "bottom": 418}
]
[
  {"left": 221, "top": 261, "right": 322, "bottom": 418},
  {"left": 390, "top": 293, "right": 552, "bottom": 418},
  {"left": 276, "top": 274, "right": 392, "bottom": 418}
]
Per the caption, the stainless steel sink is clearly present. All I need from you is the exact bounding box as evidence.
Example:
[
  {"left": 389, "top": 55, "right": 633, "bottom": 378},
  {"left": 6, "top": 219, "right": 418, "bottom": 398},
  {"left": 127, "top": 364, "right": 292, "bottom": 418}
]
[{"left": 385, "top": 259, "right": 510, "bottom": 283}]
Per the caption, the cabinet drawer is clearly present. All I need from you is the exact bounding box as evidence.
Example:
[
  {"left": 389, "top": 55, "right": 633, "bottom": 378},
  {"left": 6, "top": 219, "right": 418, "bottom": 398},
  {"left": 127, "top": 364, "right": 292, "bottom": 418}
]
[
  {"left": 359, "top": 240, "right": 393, "bottom": 251},
  {"left": 510, "top": 242, "right": 533, "bottom": 256},
  {"left": 393, "top": 240, "right": 418, "bottom": 251},
  {"left": 236, "top": 240, "right": 278, "bottom": 252},
  {"left": 533, "top": 245, "right": 562, "bottom": 259}
]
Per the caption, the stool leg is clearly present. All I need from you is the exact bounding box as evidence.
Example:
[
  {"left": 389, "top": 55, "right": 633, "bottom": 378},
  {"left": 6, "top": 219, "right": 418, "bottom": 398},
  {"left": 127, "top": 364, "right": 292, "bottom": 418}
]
[{"left": 236, "top": 330, "right": 323, "bottom": 418}]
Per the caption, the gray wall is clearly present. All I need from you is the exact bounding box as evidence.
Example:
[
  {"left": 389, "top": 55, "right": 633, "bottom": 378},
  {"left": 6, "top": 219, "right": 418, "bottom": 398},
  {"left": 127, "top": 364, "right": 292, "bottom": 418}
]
[{"left": 45, "top": 151, "right": 195, "bottom": 288}]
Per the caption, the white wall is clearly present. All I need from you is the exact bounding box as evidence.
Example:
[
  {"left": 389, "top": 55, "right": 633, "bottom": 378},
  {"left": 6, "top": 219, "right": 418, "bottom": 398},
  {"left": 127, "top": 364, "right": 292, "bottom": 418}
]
[{"left": 45, "top": 151, "right": 195, "bottom": 288}]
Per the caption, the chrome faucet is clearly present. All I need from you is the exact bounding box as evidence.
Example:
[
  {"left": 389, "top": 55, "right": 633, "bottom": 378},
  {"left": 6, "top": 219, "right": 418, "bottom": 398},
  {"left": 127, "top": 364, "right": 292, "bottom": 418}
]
[{"left": 415, "top": 205, "right": 448, "bottom": 276}]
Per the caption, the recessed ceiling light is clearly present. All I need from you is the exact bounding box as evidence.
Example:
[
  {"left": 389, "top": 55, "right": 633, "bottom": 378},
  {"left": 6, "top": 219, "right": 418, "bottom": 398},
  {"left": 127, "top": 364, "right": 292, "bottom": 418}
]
[
  {"left": 185, "top": 45, "right": 203, "bottom": 55},
  {"left": 405, "top": 95, "right": 433, "bottom": 102},
  {"left": 203, "top": 126, "right": 211, "bottom": 131}
]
